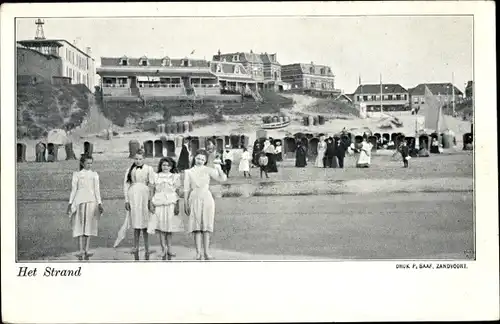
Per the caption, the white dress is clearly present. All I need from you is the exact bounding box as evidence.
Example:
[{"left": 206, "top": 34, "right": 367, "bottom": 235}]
[
  {"left": 239, "top": 151, "right": 251, "bottom": 172},
  {"left": 315, "top": 141, "right": 326, "bottom": 168},
  {"left": 68, "top": 169, "right": 102, "bottom": 237},
  {"left": 124, "top": 165, "right": 155, "bottom": 229},
  {"left": 148, "top": 172, "right": 184, "bottom": 233},
  {"left": 357, "top": 142, "right": 373, "bottom": 167},
  {"left": 184, "top": 165, "right": 227, "bottom": 232}
]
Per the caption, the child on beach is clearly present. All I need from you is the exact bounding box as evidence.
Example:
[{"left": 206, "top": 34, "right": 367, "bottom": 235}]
[
  {"left": 123, "top": 150, "right": 155, "bottom": 260},
  {"left": 258, "top": 152, "right": 269, "bottom": 178},
  {"left": 148, "top": 157, "right": 183, "bottom": 260},
  {"left": 67, "top": 154, "right": 104, "bottom": 261},
  {"left": 239, "top": 147, "right": 252, "bottom": 178}
]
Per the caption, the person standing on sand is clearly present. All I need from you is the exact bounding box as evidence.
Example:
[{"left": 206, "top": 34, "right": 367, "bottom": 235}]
[
  {"left": 222, "top": 145, "right": 234, "bottom": 177},
  {"left": 67, "top": 154, "right": 104, "bottom": 261},
  {"left": 324, "top": 137, "right": 335, "bottom": 168},
  {"left": 184, "top": 150, "right": 227, "bottom": 260},
  {"left": 295, "top": 141, "right": 307, "bottom": 168},
  {"left": 274, "top": 141, "right": 283, "bottom": 162},
  {"left": 148, "top": 157, "right": 183, "bottom": 260},
  {"left": 263, "top": 139, "right": 278, "bottom": 173},
  {"left": 258, "top": 152, "right": 269, "bottom": 178},
  {"left": 400, "top": 141, "right": 410, "bottom": 168},
  {"left": 315, "top": 136, "right": 326, "bottom": 168},
  {"left": 122, "top": 150, "right": 155, "bottom": 260},
  {"left": 336, "top": 137, "right": 348, "bottom": 169},
  {"left": 356, "top": 138, "right": 373, "bottom": 168},
  {"left": 239, "top": 147, "right": 252, "bottom": 178}
]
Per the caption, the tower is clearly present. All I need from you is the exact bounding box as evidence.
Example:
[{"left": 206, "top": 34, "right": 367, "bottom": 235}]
[{"left": 35, "top": 18, "right": 46, "bottom": 40}]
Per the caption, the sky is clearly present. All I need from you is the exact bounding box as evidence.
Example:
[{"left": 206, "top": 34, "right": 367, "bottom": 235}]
[{"left": 16, "top": 16, "right": 473, "bottom": 93}]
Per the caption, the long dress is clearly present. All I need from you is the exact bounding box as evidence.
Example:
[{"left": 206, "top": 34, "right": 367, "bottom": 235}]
[
  {"left": 295, "top": 146, "right": 307, "bottom": 167},
  {"left": 149, "top": 172, "right": 184, "bottom": 233},
  {"left": 356, "top": 141, "right": 373, "bottom": 168},
  {"left": 264, "top": 144, "right": 278, "bottom": 173},
  {"left": 124, "top": 165, "right": 155, "bottom": 229},
  {"left": 184, "top": 165, "right": 227, "bottom": 232},
  {"left": 239, "top": 151, "right": 251, "bottom": 172},
  {"left": 315, "top": 141, "right": 326, "bottom": 168},
  {"left": 68, "top": 169, "right": 102, "bottom": 237},
  {"left": 177, "top": 145, "right": 190, "bottom": 171},
  {"left": 275, "top": 145, "right": 283, "bottom": 162}
]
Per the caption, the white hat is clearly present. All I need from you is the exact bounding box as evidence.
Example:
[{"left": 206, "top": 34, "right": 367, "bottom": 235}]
[{"left": 225, "top": 145, "right": 231, "bottom": 148}]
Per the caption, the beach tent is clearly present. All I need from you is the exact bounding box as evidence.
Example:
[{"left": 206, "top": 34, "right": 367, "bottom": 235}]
[
  {"left": 309, "top": 137, "right": 320, "bottom": 156},
  {"left": 129, "top": 140, "right": 140, "bottom": 158},
  {"left": 154, "top": 140, "right": 164, "bottom": 157},
  {"left": 47, "top": 143, "right": 58, "bottom": 162},
  {"left": 419, "top": 134, "right": 431, "bottom": 151},
  {"left": 229, "top": 134, "right": 240, "bottom": 148},
  {"left": 143, "top": 140, "right": 154, "bottom": 158},
  {"left": 35, "top": 142, "right": 47, "bottom": 162},
  {"left": 382, "top": 133, "right": 390, "bottom": 144},
  {"left": 17, "top": 143, "right": 26, "bottom": 163},
  {"left": 190, "top": 137, "right": 201, "bottom": 153},
  {"left": 463, "top": 133, "right": 473, "bottom": 150},
  {"left": 368, "top": 136, "right": 378, "bottom": 152},
  {"left": 65, "top": 142, "right": 77, "bottom": 160},
  {"left": 283, "top": 136, "right": 296, "bottom": 158},
  {"left": 84, "top": 141, "right": 94, "bottom": 156},
  {"left": 240, "top": 135, "right": 249, "bottom": 149}
]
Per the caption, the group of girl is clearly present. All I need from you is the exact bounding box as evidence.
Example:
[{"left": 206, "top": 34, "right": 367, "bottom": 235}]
[
  {"left": 67, "top": 148, "right": 227, "bottom": 261},
  {"left": 252, "top": 139, "right": 280, "bottom": 178}
]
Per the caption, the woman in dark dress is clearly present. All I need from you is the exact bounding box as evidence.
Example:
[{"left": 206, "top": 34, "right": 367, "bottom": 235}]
[
  {"left": 177, "top": 139, "right": 191, "bottom": 172},
  {"left": 325, "top": 137, "right": 335, "bottom": 168},
  {"left": 263, "top": 140, "right": 278, "bottom": 173},
  {"left": 295, "top": 141, "right": 307, "bottom": 167}
]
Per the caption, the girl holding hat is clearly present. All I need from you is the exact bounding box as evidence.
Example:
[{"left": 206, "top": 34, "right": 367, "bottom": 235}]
[{"left": 184, "top": 149, "right": 227, "bottom": 260}]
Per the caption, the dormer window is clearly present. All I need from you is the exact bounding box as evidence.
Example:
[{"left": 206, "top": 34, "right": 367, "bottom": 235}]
[
  {"left": 119, "top": 57, "right": 129, "bottom": 66},
  {"left": 139, "top": 57, "right": 148, "bottom": 66},
  {"left": 309, "top": 67, "right": 314, "bottom": 74},
  {"left": 234, "top": 66, "right": 240, "bottom": 74},
  {"left": 222, "top": 58, "right": 227, "bottom": 62},
  {"left": 216, "top": 64, "right": 222, "bottom": 73},
  {"left": 232, "top": 55, "right": 238, "bottom": 62},
  {"left": 181, "top": 59, "right": 190, "bottom": 67},
  {"left": 161, "top": 57, "right": 171, "bottom": 67}
]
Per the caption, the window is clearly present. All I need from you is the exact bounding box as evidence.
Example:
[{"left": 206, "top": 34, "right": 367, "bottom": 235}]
[
  {"left": 232, "top": 55, "right": 238, "bottom": 61},
  {"left": 396, "top": 94, "right": 401, "bottom": 100},
  {"left": 309, "top": 67, "right": 314, "bottom": 74},
  {"left": 388, "top": 95, "right": 393, "bottom": 100},
  {"left": 357, "top": 95, "right": 361, "bottom": 101},
  {"left": 375, "top": 95, "right": 381, "bottom": 101},
  {"left": 363, "top": 95, "right": 368, "bottom": 101},
  {"left": 121, "top": 59, "right": 128, "bottom": 66},
  {"left": 383, "top": 95, "right": 389, "bottom": 100},
  {"left": 413, "top": 96, "right": 419, "bottom": 103},
  {"left": 139, "top": 57, "right": 148, "bottom": 66},
  {"left": 161, "top": 58, "right": 171, "bottom": 66},
  {"left": 181, "top": 59, "right": 189, "bottom": 67},
  {"left": 216, "top": 64, "right": 222, "bottom": 73}
]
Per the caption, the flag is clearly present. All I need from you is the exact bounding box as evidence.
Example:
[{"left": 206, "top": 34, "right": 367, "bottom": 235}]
[
  {"left": 358, "top": 75, "right": 362, "bottom": 85},
  {"left": 190, "top": 49, "right": 195, "bottom": 55}
]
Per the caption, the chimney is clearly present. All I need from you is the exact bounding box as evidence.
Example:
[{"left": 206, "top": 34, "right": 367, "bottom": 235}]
[
  {"left": 86, "top": 47, "right": 92, "bottom": 55},
  {"left": 218, "top": 49, "right": 221, "bottom": 56}
]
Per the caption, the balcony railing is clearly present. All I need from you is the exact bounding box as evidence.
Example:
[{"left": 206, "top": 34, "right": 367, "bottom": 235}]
[{"left": 138, "top": 83, "right": 183, "bottom": 88}]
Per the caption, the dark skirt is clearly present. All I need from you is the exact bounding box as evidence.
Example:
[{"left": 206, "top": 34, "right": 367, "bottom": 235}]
[
  {"left": 177, "top": 147, "right": 190, "bottom": 171},
  {"left": 266, "top": 153, "right": 278, "bottom": 173}
]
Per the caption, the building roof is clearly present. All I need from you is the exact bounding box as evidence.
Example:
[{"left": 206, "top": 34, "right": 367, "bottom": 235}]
[
  {"left": 282, "top": 63, "right": 334, "bottom": 76},
  {"left": 334, "top": 93, "right": 353, "bottom": 103},
  {"left": 101, "top": 56, "right": 210, "bottom": 68},
  {"left": 213, "top": 52, "right": 265, "bottom": 64},
  {"left": 17, "top": 39, "right": 94, "bottom": 60},
  {"left": 353, "top": 84, "right": 408, "bottom": 94},
  {"left": 210, "top": 62, "right": 249, "bottom": 75},
  {"left": 409, "top": 83, "right": 464, "bottom": 96}
]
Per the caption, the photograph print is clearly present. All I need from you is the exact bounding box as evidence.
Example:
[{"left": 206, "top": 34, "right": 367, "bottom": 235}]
[{"left": 15, "top": 14, "right": 475, "bottom": 262}]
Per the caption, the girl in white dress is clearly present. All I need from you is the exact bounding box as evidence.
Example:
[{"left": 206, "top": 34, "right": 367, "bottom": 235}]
[
  {"left": 184, "top": 149, "right": 227, "bottom": 260},
  {"left": 356, "top": 138, "right": 373, "bottom": 168},
  {"left": 149, "top": 157, "right": 183, "bottom": 260},
  {"left": 67, "top": 155, "right": 103, "bottom": 261},
  {"left": 315, "top": 136, "right": 326, "bottom": 168},
  {"left": 123, "top": 151, "right": 155, "bottom": 260},
  {"left": 238, "top": 147, "right": 252, "bottom": 178}
]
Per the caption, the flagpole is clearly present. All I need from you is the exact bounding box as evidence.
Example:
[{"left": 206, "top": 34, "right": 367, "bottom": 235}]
[
  {"left": 379, "top": 73, "right": 383, "bottom": 114},
  {"left": 452, "top": 73, "right": 456, "bottom": 116}
]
